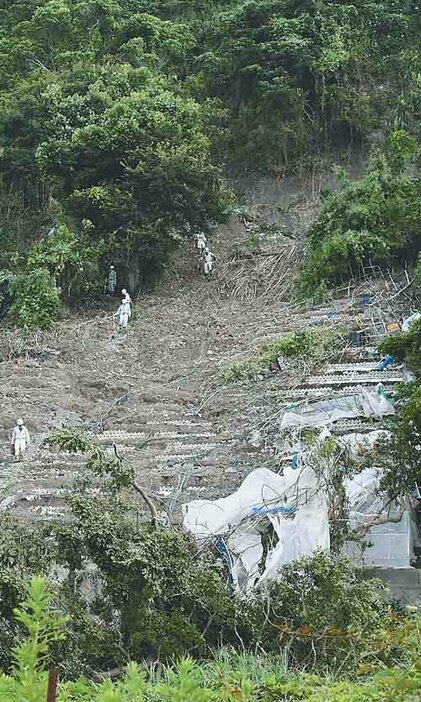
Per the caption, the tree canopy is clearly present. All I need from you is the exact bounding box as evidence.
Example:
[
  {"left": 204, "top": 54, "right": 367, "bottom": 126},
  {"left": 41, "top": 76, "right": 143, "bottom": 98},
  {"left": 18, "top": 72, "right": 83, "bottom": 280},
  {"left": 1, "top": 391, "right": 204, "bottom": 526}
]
[{"left": 1, "top": 1, "right": 421, "bottom": 325}]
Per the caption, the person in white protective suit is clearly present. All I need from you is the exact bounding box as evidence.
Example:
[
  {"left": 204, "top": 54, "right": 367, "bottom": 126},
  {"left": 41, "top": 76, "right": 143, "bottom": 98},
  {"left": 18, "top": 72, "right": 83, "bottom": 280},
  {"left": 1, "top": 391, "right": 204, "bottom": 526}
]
[
  {"left": 196, "top": 232, "right": 207, "bottom": 253},
  {"left": 115, "top": 299, "right": 131, "bottom": 329},
  {"left": 121, "top": 288, "right": 131, "bottom": 304},
  {"left": 121, "top": 289, "right": 132, "bottom": 319},
  {"left": 107, "top": 265, "right": 117, "bottom": 295},
  {"left": 11, "top": 418, "right": 30, "bottom": 462},
  {"left": 203, "top": 247, "right": 215, "bottom": 275}
]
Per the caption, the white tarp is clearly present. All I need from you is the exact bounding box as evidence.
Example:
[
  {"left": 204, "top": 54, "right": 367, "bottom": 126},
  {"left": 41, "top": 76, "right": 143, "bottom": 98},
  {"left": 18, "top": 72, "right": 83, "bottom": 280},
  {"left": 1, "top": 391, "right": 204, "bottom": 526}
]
[
  {"left": 227, "top": 528, "right": 263, "bottom": 591},
  {"left": 343, "top": 466, "right": 412, "bottom": 568},
  {"left": 344, "top": 466, "right": 385, "bottom": 514},
  {"left": 280, "top": 385, "right": 395, "bottom": 430},
  {"left": 183, "top": 466, "right": 330, "bottom": 591},
  {"left": 259, "top": 498, "right": 330, "bottom": 583},
  {"left": 338, "top": 430, "right": 390, "bottom": 457},
  {"left": 183, "top": 468, "right": 288, "bottom": 538},
  {"left": 402, "top": 312, "right": 421, "bottom": 332}
]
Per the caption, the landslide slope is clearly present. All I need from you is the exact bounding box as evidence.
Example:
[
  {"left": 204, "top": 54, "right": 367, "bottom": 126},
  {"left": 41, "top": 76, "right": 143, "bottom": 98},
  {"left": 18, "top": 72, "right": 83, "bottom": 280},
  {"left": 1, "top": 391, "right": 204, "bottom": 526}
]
[{"left": 0, "top": 186, "right": 367, "bottom": 521}]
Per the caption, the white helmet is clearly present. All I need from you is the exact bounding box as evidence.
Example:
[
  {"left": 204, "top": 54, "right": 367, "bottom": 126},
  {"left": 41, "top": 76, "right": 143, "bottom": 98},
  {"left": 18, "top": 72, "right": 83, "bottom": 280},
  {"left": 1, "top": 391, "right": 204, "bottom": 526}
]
[{"left": 17, "top": 418, "right": 23, "bottom": 425}]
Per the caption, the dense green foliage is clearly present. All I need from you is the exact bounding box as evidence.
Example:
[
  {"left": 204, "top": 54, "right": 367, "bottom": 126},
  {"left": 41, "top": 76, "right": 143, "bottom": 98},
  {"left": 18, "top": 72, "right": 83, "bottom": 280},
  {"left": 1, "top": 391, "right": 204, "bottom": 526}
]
[
  {"left": 1, "top": 577, "right": 421, "bottom": 701},
  {"left": 299, "top": 131, "right": 421, "bottom": 296},
  {"left": 377, "top": 320, "right": 421, "bottom": 496},
  {"left": 1, "top": 1, "right": 421, "bottom": 324},
  {"left": 0, "top": 0, "right": 231, "bottom": 327},
  {"left": 191, "top": 0, "right": 421, "bottom": 170},
  {"left": 0, "top": 428, "right": 413, "bottom": 682}
]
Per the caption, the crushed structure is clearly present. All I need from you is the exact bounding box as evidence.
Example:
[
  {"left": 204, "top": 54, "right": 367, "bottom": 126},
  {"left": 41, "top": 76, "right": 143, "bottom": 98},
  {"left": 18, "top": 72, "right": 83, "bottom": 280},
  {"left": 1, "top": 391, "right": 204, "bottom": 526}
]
[{"left": 182, "top": 271, "right": 421, "bottom": 589}]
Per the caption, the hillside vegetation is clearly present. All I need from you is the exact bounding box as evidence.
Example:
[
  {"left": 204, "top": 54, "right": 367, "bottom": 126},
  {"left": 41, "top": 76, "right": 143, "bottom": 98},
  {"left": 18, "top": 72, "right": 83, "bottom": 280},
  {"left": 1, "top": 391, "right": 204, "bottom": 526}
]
[
  {"left": 1, "top": 1, "right": 421, "bottom": 326},
  {"left": 2, "top": 3, "right": 421, "bottom": 701}
]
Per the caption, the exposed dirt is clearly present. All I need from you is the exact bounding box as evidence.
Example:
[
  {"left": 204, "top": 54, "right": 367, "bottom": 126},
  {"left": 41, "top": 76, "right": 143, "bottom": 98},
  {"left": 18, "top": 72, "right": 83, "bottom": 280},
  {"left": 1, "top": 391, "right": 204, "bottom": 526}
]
[{"left": 0, "top": 197, "right": 408, "bottom": 523}]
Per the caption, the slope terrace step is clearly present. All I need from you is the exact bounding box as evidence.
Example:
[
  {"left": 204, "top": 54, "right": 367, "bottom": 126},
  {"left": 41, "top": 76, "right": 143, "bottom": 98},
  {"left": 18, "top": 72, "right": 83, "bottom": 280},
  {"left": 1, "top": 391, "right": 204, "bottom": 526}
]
[
  {"left": 0, "top": 487, "right": 67, "bottom": 511},
  {"left": 325, "top": 362, "right": 386, "bottom": 374},
  {"left": 304, "top": 373, "right": 403, "bottom": 387},
  {"left": 331, "top": 419, "right": 385, "bottom": 435},
  {"left": 95, "top": 430, "right": 218, "bottom": 446},
  {"left": 152, "top": 442, "right": 220, "bottom": 458},
  {"left": 140, "top": 455, "right": 230, "bottom": 471},
  {"left": 112, "top": 402, "right": 196, "bottom": 415},
  {"left": 108, "top": 420, "right": 213, "bottom": 433},
  {"left": 323, "top": 368, "right": 403, "bottom": 379},
  {"left": 11, "top": 476, "right": 74, "bottom": 488},
  {"left": 149, "top": 452, "right": 272, "bottom": 469},
  {"left": 21, "top": 459, "right": 85, "bottom": 471}
]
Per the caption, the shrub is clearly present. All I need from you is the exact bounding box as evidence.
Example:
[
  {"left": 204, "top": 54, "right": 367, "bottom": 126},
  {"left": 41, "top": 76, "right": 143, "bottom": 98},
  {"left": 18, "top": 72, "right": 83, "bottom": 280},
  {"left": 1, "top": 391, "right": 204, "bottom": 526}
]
[
  {"left": 9, "top": 268, "right": 61, "bottom": 331},
  {"left": 261, "top": 550, "right": 386, "bottom": 669},
  {"left": 219, "top": 327, "right": 345, "bottom": 383},
  {"left": 1, "top": 578, "right": 420, "bottom": 701},
  {"left": 299, "top": 132, "right": 421, "bottom": 298}
]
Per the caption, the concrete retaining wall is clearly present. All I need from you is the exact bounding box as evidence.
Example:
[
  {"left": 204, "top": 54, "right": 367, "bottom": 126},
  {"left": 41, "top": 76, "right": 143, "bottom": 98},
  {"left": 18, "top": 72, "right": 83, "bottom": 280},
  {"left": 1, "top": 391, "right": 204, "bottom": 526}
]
[{"left": 363, "top": 567, "right": 421, "bottom": 606}]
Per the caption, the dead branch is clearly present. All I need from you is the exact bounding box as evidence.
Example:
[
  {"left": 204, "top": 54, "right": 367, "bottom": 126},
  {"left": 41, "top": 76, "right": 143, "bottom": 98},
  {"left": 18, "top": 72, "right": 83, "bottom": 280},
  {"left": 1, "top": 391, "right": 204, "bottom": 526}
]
[
  {"left": 99, "top": 392, "right": 131, "bottom": 429},
  {"left": 132, "top": 481, "right": 157, "bottom": 524},
  {"left": 26, "top": 57, "right": 50, "bottom": 72},
  {"left": 112, "top": 443, "right": 158, "bottom": 524},
  {"left": 355, "top": 498, "right": 406, "bottom": 537}
]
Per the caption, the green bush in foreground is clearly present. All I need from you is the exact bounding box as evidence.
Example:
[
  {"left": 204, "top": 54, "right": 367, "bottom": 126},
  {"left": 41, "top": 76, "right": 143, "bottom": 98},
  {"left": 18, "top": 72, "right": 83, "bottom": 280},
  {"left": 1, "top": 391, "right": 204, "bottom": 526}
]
[{"left": 1, "top": 576, "right": 421, "bottom": 701}]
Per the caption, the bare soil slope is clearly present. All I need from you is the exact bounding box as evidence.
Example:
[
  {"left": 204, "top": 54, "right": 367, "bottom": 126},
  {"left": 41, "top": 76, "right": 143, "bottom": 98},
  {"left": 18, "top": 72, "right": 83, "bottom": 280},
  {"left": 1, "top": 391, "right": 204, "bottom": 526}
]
[{"left": 0, "top": 202, "right": 385, "bottom": 522}]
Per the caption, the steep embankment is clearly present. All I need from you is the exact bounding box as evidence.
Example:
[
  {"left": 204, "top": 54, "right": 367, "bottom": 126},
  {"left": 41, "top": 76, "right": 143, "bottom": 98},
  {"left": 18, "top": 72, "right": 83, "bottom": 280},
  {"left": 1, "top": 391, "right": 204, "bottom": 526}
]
[{"left": 0, "top": 177, "right": 406, "bottom": 522}]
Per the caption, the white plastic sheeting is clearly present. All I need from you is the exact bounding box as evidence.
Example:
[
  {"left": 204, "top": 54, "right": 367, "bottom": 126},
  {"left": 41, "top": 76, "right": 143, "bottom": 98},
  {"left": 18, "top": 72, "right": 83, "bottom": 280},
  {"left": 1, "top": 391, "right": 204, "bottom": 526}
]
[
  {"left": 402, "top": 312, "right": 421, "bottom": 333},
  {"left": 344, "top": 466, "right": 385, "bottom": 515},
  {"left": 183, "top": 468, "right": 288, "bottom": 538},
  {"left": 259, "top": 496, "right": 329, "bottom": 583},
  {"left": 342, "top": 465, "right": 413, "bottom": 568},
  {"left": 337, "top": 430, "right": 390, "bottom": 457},
  {"left": 183, "top": 466, "right": 330, "bottom": 591},
  {"left": 227, "top": 528, "right": 262, "bottom": 591},
  {"left": 280, "top": 386, "right": 395, "bottom": 430}
]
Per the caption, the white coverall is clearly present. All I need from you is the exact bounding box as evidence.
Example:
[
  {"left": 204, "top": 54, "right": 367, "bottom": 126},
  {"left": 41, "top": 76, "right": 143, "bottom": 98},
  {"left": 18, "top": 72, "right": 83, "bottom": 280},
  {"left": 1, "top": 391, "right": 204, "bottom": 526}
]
[
  {"left": 203, "top": 249, "right": 215, "bottom": 275},
  {"left": 122, "top": 291, "right": 132, "bottom": 318},
  {"left": 11, "top": 424, "right": 30, "bottom": 460},
  {"left": 117, "top": 300, "right": 131, "bottom": 328},
  {"left": 196, "top": 233, "right": 206, "bottom": 253}
]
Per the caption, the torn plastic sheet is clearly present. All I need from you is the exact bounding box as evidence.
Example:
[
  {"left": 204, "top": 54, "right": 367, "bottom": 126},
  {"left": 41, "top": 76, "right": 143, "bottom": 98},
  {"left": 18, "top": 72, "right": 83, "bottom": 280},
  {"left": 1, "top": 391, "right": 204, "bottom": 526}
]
[
  {"left": 280, "top": 385, "right": 395, "bottom": 430},
  {"left": 337, "top": 430, "right": 391, "bottom": 456},
  {"left": 227, "top": 528, "right": 263, "bottom": 591},
  {"left": 259, "top": 498, "right": 330, "bottom": 583},
  {"left": 342, "top": 467, "right": 413, "bottom": 567},
  {"left": 402, "top": 312, "right": 421, "bottom": 332},
  {"left": 183, "top": 468, "right": 289, "bottom": 538},
  {"left": 183, "top": 466, "right": 329, "bottom": 590}
]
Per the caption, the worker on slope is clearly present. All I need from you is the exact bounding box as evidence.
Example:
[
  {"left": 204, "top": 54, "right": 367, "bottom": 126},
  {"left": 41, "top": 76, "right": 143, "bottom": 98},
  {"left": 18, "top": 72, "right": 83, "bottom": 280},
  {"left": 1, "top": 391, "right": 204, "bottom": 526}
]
[
  {"left": 203, "top": 246, "right": 216, "bottom": 276},
  {"left": 107, "top": 265, "right": 117, "bottom": 295},
  {"left": 121, "top": 288, "right": 132, "bottom": 318},
  {"left": 122, "top": 288, "right": 131, "bottom": 303},
  {"left": 115, "top": 298, "right": 131, "bottom": 330},
  {"left": 196, "top": 232, "right": 207, "bottom": 253},
  {"left": 11, "top": 418, "right": 30, "bottom": 462}
]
